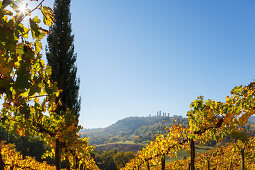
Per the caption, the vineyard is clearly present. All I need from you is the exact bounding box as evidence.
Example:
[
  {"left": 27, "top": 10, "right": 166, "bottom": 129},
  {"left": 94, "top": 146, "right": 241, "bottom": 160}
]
[
  {"left": 122, "top": 137, "right": 255, "bottom": 169},
  {"left": 0, "top": 141, "right": 99, "bottom": 169},
  {"left": 122, "top": 82, "right": 255, "bottom": 170},
  {"left": 0, "top": 141, "right": 55, "bottom": 170}
]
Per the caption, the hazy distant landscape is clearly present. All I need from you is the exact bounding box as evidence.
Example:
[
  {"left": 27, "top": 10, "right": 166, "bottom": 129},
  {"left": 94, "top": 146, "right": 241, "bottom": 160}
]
[{"left": 80, "top": 114, "right": 255, "bottom": 152}]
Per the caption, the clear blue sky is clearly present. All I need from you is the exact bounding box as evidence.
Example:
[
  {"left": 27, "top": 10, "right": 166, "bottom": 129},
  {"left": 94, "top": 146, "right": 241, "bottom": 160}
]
[{"left": 44, "top": 0, "right": 255, "bottom": 128}]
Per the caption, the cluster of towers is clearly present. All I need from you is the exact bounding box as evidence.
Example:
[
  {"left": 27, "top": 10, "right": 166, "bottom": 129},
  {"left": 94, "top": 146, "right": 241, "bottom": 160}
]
[
  {"left": 156, "top": 110, "right": 170, "bottom": 117},
  {"left": 149, "top": 111, "right": 170, "bottom": 117}
]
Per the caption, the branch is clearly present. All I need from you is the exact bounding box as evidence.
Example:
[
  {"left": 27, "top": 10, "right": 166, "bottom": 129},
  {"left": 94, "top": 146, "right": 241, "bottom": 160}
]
[
  {"left": 33, "top": 122, "right": 55, "bottom": 137},
  {"left": 194, "top": 117, "right": 224, "bottom": 135},
  {"left": 29, "top": 94, "right": 48, "bottom": 99},
  {"left": 30, "top": 0, "right": 45, "bottom": 13}
]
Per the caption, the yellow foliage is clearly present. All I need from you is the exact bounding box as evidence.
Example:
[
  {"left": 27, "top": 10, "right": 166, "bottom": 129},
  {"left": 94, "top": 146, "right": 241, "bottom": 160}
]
[{"left": 0, "top": 142, "right": 55, "bottom": 170}]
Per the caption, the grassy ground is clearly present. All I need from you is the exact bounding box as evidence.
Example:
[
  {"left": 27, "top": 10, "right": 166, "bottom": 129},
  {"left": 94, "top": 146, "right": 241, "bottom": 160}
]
[
  {"left": 95, "top": 140, "right": 138, "bottom": 146},
  {"left": 166, "top": 145, "right": 214, "bottom": 163}
]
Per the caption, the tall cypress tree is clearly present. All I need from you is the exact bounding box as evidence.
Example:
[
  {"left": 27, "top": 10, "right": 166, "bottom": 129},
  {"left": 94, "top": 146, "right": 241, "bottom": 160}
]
[{"left": 46, "top": 0, "right": 80, "bottom": 169}]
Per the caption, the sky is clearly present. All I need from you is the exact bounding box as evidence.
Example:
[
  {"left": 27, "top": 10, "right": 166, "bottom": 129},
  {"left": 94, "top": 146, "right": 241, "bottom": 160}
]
[{"left": 42, "top": 0, "right": 255, "bottom": 128}]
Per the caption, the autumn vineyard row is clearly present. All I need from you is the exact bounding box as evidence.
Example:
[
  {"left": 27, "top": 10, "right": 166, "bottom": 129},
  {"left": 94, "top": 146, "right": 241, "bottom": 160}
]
[
  {"left": 122, "top": 82, "right": 255, "bottom": 170},
  {"left": 122, "top": 129, "right": 255, "bottom": 169}
]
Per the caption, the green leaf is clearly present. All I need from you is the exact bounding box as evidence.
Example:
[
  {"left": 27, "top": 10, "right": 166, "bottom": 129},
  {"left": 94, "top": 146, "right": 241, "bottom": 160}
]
[
  {"left": 21, "top": 89, "right": 30, "bottom": 97},
  {"left": 42, "top": 6, "right": 54, "bottom": 26},
  {"left": 35, "top": 40, "right": 42, "bottom": 54},
  {"left": 17, "top": 23, "right": 29, "bottom": 38},
  {"left": 16, "top": 43, "right": 24, "bottom": 55},
  {"left": 45, "top": 65, "right": 52, "bottom": 76},
  {"left": 29, "top": 17, "right": 40, "bottom": 39},
  {"left": 32, "top": 16, "right": 41, "bottom": 23}
]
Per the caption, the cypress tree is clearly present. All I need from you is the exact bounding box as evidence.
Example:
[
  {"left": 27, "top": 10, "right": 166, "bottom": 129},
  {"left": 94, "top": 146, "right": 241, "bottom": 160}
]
[{"left": 46, "top": 0, "right": 80, "bottom": 169}]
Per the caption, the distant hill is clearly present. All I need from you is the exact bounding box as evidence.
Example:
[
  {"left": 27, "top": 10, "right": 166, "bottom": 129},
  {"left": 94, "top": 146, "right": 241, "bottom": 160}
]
[
  {"left": 79, "top": 115, "right": 188, "bottom": 145},
  {"left": 106, "top": 117, "right": 152, "bottom": 135},
  {"left": 249, "top": 116, "right": 255, "bottom": 123}
]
